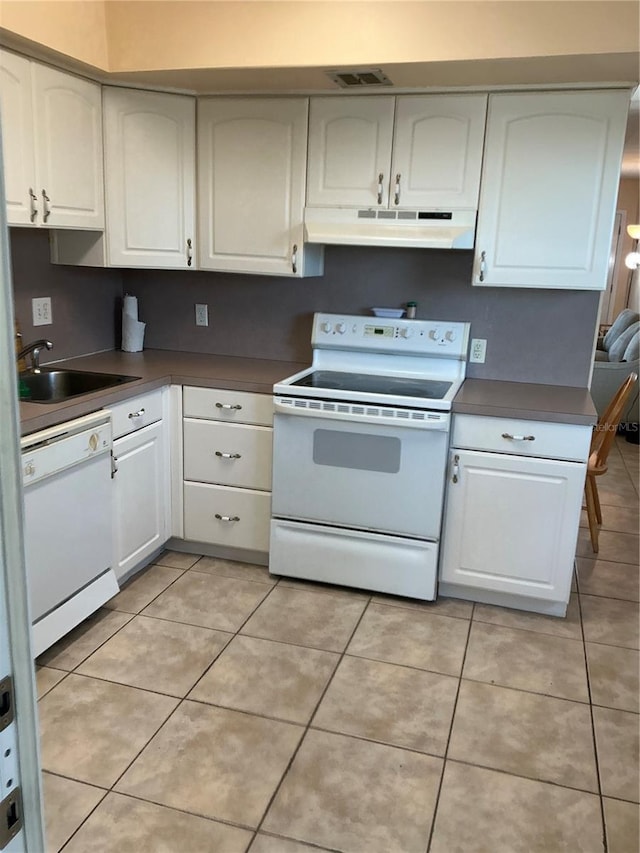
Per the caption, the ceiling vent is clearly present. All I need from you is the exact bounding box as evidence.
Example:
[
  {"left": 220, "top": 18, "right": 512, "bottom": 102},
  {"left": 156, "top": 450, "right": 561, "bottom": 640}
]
[{"left": 326, "top": 68, "right": 393, "bottom": 88}]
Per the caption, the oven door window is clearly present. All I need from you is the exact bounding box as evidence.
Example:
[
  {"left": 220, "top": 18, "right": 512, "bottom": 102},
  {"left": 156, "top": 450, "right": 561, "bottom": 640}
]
[{"left": 313, "top": 429, "right": 401, "bottom": 474}]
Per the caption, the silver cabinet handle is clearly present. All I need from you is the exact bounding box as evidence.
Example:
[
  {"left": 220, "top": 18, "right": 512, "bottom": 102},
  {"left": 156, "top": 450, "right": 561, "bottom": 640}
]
[
  {"left": 377, "top": 172, "right": 384, "bottom": 205},
  {"left": 111, "top": 452, "right": 118, "bottom": 478},
  {"left": 29, "top": 188, "right": 38, "bottom": 222},
  {"left": 128, "top": 408, "right": 145, "bottom": 419},
  {"left": 187, "top": 238, "right": 193, "bottom": 267},
  {"left": 502, "top": 433, "right": 535, "bottom": 441},
  {"left": 215, "top": 514, "right": 240, "bottom": 523},
  {"left": 215, "top": 402, "right": 242, "bottom": 411},
  {"left": 42, "top": 189, "right": 51, "bottom": 223},
  {"left": 215, "top": 451, "right": 241, "bottom": 459},
  {"left": 478, "top": 250, "right": 486, "bottom": 283},
  {"left": 292, "top": 244, "right": 298, "bottom": 274},
  {"left": 452, "top": 453, "right": 460, "bottom": 483},
  {"left": 394, "top": 173, "right": 401, "bottom": 205}
]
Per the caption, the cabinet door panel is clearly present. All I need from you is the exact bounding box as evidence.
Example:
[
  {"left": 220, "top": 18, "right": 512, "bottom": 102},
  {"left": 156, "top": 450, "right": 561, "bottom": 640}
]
[
  {"left": 198, "top": 98, "right": 308, "bottom": 275},
  {"left": 113, "top": 421, "right": 168, "bottom": 581},
  {"left": 392, "top": 94, "right": 487, "bottom": 209},
  {"left": 474, "top": 90, "right": 629, "bottom": 289},
  {"left": 104, "top": 88, "right": 195, "bottom": 268},
  {"left": 440, "top": 449, "right": 584, "bottom": 602},
  {"left": 0, "top": 51, "right": 36, "bottom": 225},
  {"left": 306, "top": 96, "right": 395, "bottom": 207},
  {"left": 32, "top": 64, "right": 104, "bottom": 229}
]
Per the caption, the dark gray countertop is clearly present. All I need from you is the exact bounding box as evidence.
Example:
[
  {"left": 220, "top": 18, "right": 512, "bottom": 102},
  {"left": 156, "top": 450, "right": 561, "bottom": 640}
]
[
  {"left": 19, "top": 351, "right": 597, "bottom": 434},
  {"left": 452, "top": 379, "right": 597, "bottom": 426},
  {"left": 19, "top": 349, "right": 307, "bottom": 435}
]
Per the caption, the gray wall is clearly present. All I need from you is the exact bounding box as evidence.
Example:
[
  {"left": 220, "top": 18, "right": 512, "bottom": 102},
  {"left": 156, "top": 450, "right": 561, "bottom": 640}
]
[
  {"left": 124, "top": 245, "right": 601, "bottom": 386},
  {"left": 10, "top": 229, "right": 123, "bottom": 363},
  {"left": 9, "top": 230, "right": 601, "bottom": 387}
]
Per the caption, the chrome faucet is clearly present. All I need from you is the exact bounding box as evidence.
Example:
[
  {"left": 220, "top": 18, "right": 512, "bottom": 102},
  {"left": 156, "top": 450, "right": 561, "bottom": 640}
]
[{"left": 18, "top": 339, "right": 53, "bottom": 373}]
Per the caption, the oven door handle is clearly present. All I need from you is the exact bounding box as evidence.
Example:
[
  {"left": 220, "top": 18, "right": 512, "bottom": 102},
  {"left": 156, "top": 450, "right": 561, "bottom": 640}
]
[{"left": 273, "top": 398, "right": 450, "bottom": 431}]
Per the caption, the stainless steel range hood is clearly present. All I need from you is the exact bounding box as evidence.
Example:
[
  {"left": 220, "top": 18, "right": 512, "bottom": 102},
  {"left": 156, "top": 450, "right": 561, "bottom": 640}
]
[{"left": 304, "top": 207, "right": 476, "bottom": 249}]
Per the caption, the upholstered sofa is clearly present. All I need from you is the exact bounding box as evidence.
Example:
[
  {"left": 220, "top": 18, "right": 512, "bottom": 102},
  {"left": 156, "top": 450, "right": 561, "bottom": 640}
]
[{"left": 590, "top": 308, "right": 639, "bottom": 425}]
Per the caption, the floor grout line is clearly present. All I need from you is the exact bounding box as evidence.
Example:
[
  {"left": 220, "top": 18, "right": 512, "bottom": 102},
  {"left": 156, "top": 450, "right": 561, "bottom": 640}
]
[
  {"left": 576, "top": 587, "right": 609, "bottom": 852},
  {"left": 424, "top": 610, "right": 474, "bottom": 852},
  {"left": 249, "top": 593, "right": 373, "bottom": 848}
]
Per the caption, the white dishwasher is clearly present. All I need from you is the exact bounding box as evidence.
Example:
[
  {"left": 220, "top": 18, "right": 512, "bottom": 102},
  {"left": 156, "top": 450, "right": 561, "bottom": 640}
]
[{"left": 21, "top": 410, "right": 119, "bottom": 657}]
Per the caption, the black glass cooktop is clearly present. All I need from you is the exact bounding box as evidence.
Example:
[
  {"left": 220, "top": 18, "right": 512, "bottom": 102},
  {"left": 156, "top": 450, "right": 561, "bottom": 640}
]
[{"left": 291, "top": 370, "right": 452, "bottom": 400}]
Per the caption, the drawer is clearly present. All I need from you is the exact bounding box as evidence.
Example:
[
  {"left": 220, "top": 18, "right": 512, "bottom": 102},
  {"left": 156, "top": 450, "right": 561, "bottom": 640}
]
[
  {"left": 183, "top": 420, "right": 272, "bottom": 490},
  {"left": 451, "top": 414, "right": 592, "bottom": 462},
  {"left": 110, "top": 389, "right": 163, "bottom": 439},
  {"left": 183, "top": 387, "right": 273, "bottom": 426},
  {"left": 184, "top": 482, "right": 271, "bottom": 552}
]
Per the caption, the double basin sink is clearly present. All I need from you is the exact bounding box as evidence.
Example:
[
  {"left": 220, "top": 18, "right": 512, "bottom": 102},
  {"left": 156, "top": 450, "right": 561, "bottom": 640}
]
[{"left": 19, "top": 369, "right": 140, "bottom": 404}]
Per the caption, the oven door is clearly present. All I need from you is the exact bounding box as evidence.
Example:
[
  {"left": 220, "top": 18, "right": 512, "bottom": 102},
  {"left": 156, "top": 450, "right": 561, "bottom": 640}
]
[{"left": 271, "top": 401, "right": 449, "bottom": 539}]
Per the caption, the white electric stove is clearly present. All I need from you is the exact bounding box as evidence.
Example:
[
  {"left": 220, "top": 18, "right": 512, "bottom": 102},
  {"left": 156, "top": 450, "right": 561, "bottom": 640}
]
[{"left": 270, "top": 312, "right": 470, "bottom": 600}]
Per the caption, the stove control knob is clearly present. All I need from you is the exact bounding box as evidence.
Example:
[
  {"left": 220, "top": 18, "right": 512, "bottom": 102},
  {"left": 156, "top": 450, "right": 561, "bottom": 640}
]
[
  {"left": 335, "top": 322, "right": 347, "bottom": 334},
  {"left": 445, "top": 330, "right": 456, "bottom": 342},
  {"left": 320, "top": 322, "right": 332, "bottom": 334},
  {"left": 428, "top": 327, "right": 441, "bottom": 341},
  {"left": 399, "top": 326, "right": 414, "bottom": 339}
]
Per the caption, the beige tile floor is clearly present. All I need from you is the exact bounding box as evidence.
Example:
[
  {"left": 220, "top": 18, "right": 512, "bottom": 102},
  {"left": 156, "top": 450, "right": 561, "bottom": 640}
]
[{"left": 36, "top": 437, "right": 639, "bottom": 852}]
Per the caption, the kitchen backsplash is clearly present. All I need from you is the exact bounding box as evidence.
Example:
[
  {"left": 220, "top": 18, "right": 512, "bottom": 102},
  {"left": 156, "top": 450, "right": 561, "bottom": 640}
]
[
  {"left": 10, "top": 229, "right": 601, "bottom": 387},
  {"left": 10, "top": 229, "right": 123, "bottom": 364}
]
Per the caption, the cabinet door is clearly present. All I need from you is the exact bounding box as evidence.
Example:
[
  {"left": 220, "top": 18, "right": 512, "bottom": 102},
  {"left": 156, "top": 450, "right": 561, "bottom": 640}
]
[
  {"left": 474, "top": 90, "right": 629, "bottom": 289},
  {"left": 112, "top": 421, "right": 169, "bottom": 581},
  {"left": 306, "top": 96, "right": 395, "bottom": 207},
  {"left": 198, "top": 98, "right": 311, "bottom": 276},
  {"left": 104, "top": 88, "right": 195, "bottom": 268},
  {"left": 439, "top": 449, "right": 585, "bottom": 602},
  {"left": 0, "top": 51, "right": 37, "bottom": 225},
  {"left": 391, "top": 94, "right": 487, "bottom": 209},
  {"left": 32, "top": 64, "right": 104, "bottom": 229}
]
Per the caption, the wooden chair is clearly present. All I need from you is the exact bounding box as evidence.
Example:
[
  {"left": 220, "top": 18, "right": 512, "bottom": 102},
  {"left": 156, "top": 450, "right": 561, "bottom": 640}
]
[{"left": 584, "top": 371, "right": 638, "bottom": 552}]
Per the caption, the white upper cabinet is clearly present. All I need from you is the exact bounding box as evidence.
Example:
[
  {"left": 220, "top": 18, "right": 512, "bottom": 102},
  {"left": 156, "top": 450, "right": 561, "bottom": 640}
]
[
  {"left": 307, "top": 96, "right": 395, "bottom": 208},
  {"left": 306, "top": 94, "right": 487, "bottom": 210},
  {"left": 0, "top": 51, "right": 104, "bottom": 229},
  {"left": 391, "top": 95, "right": 487, "bottom": 209},
  {"left": 32, "top": 64, "right": 104, "bottom": 229},
  {"left": 198, "top": 97, "right": 322, "bottom": 277},
  {"left": 474, "top": 90, "right": 630, "bottom": 290},
  {"left": 103, "top": 87, "right": 196, "bottom": 269},
  {"left": 0, "top": 52, "right": 36, "bottom": 225}
]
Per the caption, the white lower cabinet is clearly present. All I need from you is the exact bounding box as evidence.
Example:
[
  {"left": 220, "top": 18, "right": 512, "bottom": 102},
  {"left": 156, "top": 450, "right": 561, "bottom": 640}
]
[
  {"left": 439, "top": 415, "right": 589, "bottom": 613},
  {"left": 111, "top": 391, "right": 170, "bottom": 581},
  {"left": 182, "top": 386, "right": 272, "bottom": 555}
]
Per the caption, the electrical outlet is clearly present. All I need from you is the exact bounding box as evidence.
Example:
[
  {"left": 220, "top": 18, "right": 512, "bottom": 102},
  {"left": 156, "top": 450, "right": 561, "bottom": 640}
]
[
  {"left": 32, "top": 297, "right": 52, "bottom": 326},
  {"left": 195, "top": 303, "right": 209, "bottom": 327},
  {"left": 470, "top": 338, "right": 487, "bottom": 363}
]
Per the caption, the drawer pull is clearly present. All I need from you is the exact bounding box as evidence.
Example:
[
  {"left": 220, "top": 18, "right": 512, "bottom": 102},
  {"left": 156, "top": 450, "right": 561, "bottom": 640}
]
[
  {"left": 215, "top": 451, "right": 242, "bottom": 459},
  {"left": 128, "top": 408, "right": 145, "bottom": 419},
  {"left": 215, "top": 514, "right": 240, "bottom": 523},
  {"left": 215, "top": 403, "right": 242, "bottom": 411},
  {"left": 452, "top": 453, "right": 459, "bottom": 483},
  {"left": 501, "top": 432, "right": 535, "bottom": 442}
]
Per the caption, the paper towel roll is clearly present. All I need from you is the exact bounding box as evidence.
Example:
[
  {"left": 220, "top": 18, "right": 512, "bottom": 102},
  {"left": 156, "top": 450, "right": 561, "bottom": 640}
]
[
  {"left": 122, "top": 315, "right": 146, "bottom": 352},
  {"left": 123, "top": 294, "right": 138, "bottom": 320}
]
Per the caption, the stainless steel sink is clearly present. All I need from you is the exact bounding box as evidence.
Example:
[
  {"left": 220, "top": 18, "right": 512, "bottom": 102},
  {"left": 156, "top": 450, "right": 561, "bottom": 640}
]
[{"left": 18, "top": 369, "right": 140, "bottom": 403}]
